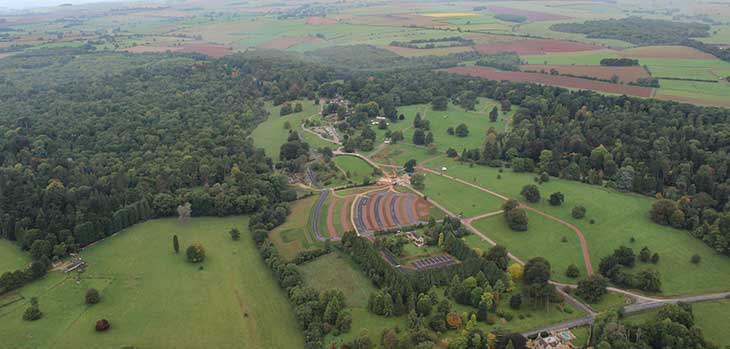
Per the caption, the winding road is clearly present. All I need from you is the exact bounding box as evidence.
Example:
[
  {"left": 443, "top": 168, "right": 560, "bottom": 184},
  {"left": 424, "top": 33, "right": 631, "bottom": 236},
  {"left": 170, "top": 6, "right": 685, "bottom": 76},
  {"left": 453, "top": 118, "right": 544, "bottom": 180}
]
[{"left": 333, "top": 151, "right": 730, "bottom": 336}]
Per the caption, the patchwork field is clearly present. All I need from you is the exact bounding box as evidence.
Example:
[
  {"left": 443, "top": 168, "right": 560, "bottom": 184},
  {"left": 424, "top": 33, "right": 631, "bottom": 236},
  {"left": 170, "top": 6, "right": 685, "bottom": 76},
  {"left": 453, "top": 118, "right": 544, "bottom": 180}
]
[
  {"left": 0, "top": 217, "right": 304, "bottom": 348},
  {"left": 441, "top": 66, "right": 654, "bottom": 97}
]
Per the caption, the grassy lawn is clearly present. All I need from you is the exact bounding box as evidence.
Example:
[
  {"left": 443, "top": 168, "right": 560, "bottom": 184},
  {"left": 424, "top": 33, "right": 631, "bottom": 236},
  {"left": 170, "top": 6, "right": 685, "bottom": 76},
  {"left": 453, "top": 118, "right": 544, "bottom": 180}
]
[
  {"left": 299, "top": 252, "right": 405, "bottom": 346},
  {"left": 334, "top": 155, "right": 376, "bottom": 183},
  {"left": 424, "top": 159, "right": 730, "bottom": 296},
  {"left": 372, "top": 143, "right": 437, "bottom": 167},
  {"left": 657, "top": 79, "right": 730, "bottom": 103},
  {"left": 692, "top": 299, "right": 730, "bottom": 347},
  {"left": 0, "top": 239, "right": 29, "bottom": 273},
  {"left": 573, "top": 290, "right": 632, "bottom": 314},
  {"left": 467, "top": 213, "right": 587, "bottom": 284},
  {"left": 251, "top": 100, "right": 319, "bottom": 159},
  {"left": 398, "top": 102, "right": 511, "bottom": 152},
  {"left": 0, "top": 217, "right": 303, "bottom": 348},
  {"left": 421, "top": 170, "right": 505, "bottom": 218},
  {"left": 269, "top": 195, "right": 323, "bottom": 261}
]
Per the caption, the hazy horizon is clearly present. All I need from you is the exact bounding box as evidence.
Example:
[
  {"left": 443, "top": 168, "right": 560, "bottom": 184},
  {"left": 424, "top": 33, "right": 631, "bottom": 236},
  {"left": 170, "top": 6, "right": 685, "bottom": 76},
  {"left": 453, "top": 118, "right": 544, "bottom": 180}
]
[{"left": 0, "top": 0, "right": 127, "bottom": 10}]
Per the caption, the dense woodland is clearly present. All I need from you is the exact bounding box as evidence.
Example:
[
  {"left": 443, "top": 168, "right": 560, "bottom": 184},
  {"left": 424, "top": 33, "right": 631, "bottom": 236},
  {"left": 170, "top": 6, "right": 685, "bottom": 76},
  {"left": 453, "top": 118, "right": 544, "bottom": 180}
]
[{"left": 0, "top": 46, "right": 729, "bottom": 348}]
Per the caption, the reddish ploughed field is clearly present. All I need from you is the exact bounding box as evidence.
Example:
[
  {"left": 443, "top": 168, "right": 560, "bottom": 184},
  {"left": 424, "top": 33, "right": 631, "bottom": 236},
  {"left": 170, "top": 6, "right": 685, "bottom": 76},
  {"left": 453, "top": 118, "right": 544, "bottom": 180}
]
[
  {"left": 487, "top": 5, "right": 571, "bottom": 21},
  {"left": 474, "top": 38, "right": 601, "bottom": 55},
  {"left": 441, "top": 66, "right": 653, "bottom": 97},
  {"left": 177, "top": 43, "right": 233, "bottom": 57},
  {"left": 520, "top": 64, "right": 650, "bottom": 83}
]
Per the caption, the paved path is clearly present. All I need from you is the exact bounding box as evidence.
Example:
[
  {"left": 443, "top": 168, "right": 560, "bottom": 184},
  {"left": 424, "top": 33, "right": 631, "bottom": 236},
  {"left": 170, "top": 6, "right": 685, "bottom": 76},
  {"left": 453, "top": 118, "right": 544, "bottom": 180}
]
[{"left": 311, "top": 190, "right": 331, "bottom": 241}]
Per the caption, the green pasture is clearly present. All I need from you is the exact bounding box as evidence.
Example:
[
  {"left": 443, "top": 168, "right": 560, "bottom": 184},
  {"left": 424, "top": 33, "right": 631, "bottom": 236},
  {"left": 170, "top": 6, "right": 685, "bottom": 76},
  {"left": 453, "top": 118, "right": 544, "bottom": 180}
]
[
  {"left": 657, "top": 79, "right": 730, "bottom": 103},
  {"left": 299, "top": 252, "right": 405, "bottom": 346},
  {"left": 424, "top": 159, "right": 730, "bottom": 296},
  {"left": 420, "top": 170, "right": 505, "bottom": 218},
  {"left": 399, "top": 102, "right": 511, "bottom": 152},
  {"left": 373, "top": 143, "right": 436, "bottom": 166},
  {"left": 467, "top": 212, "right": 587, "bottom": 284},
  {"left": 334, "top": 155, "right": 376, "bottom": 182},
  {"left": 0, "top": 239, "right": 29, "bottom": 274},
  {"left": 252, "top": 100, "right": 319, "bottom": 159},
  {"left": 0, "top": 217, "right": 304, "bottom": 348},
  {"left": 269, "top": 195, "right": 323, "bottom": 261}
]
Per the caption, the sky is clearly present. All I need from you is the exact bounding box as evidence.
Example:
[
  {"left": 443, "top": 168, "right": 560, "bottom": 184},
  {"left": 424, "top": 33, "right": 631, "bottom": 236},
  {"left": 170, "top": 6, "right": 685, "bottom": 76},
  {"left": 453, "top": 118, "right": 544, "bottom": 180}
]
[{"left": 0, "top": 0, "right": 125, "bottom": 10}]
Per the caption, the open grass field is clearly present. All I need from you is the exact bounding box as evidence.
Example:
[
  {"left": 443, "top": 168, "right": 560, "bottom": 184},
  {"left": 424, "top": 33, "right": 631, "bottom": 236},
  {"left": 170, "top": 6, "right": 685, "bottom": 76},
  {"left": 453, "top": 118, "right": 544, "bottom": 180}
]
[
  {"left": 421, "top": 171, "right": 505, "bottom": 218},
  {"left": 656, "top": 79, "right": 730, "bottom": 106},
  {"left": 397, "top": 101, "right": 511, "bottom": 152},
  {"left": 334, "top": 155, "right": 376, "bottom": 182},
  {"left": 372, "top": 143, "right": 437, "bottom": 166},
  {"left": 0, "top": 239, "right": 29, "bottom": 273},
  {"left": 252, "top": 100, "right": 319, "bottom": 159},
  {"left": 269, "top": 195, "right": 323, "bottom": 261},
  {"left": 299, "top": 252, "right": 404, "bottom": 346},
  {"left": 0, "top": 217, "right": 304, "bottom": 348},
  {"left": 467, "top": 212, "right": 587, "bottom": 284},
  {"left": 573, "top": 290, "right": 632, "bottom": 314},
  {"left": 424, "top": 159, "right": 730, "bottom": 296}
]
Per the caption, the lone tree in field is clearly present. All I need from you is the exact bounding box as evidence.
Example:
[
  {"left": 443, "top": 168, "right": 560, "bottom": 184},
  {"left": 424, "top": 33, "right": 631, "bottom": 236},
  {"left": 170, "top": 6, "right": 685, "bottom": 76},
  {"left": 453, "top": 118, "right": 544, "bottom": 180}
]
[
  {"left": 23, "top": 297, "right": 42, "bottom": 321},
  {"left": 455, "top": 123, "right": 469, "bottom": 137},
  {"left": 85, "top": 288, "right": 101, "bottom": 305},
  {"left": 229, "top": 228, "right": 241, "bottom": 241},
  {"left": 572, "top": 205, "right": 586, "bottom": 219},
  {"left": 521, "top": 185, "right": 541, "bottom": 203},
  {"left": 177, "top": 202, "right": 192, "bottom": 224},
  {"left": 173, "top": 235, "right": 180, "bottom": 253},
  {"left": 404, "top": 159, "right": 417, "bottom": 173},
  {"left": 186, "top": 243, "right": 206, "bottom": 263},
  {"left": 503, "top": 199, "right": 528, "bottom": 231},
  {"left": 549, "top": 192, "right": 564, "bottom": 206},
  {"left": 566, "top": 264, "right": 580, "bottom": 278},
  {"left": 489, "top": 106, "right": 499, "bottom": 122}
]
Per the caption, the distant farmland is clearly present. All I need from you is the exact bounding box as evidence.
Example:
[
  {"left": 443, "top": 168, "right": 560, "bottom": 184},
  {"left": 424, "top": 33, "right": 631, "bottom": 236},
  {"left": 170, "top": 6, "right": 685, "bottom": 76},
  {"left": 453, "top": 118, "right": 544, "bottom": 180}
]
[
  {"left": 441, "top": 66, "right": 654, "bottom": 97},
  {"left": 520, "top": 64, "right": 650, "bottom": 83}
]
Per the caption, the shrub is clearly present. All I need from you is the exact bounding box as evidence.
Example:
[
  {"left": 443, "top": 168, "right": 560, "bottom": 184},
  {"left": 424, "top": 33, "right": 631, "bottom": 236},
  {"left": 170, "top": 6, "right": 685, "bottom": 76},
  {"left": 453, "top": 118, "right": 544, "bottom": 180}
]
[
  {"left": 95, "top": 319, "right": 111, "bottom": 332},
  {"left": 186, "top": 243, "right": 206, "bottom": 263},
  {"left": 85, "top": 288, "right": 101, "bottom": 305},
  {"left": 572, "top": 205, "right": 586, "bottom": 219},
  {"left": 520, "top": 184, "right": 541, "bottom": 203},
  {"left": 549, "top": 192, "right": 564, "bottom": 206},
  {"left": 566, "top": 264, "right": 580, "bottom": 278},
  {"left": 229, "top": 228, "right": 241, "bottom": 241},
  {"left": 23, "top": 301, "right": 42, "bottom": 321},
  {"left": 691, "top": 254, "right": 701, "bottom": 264}
]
